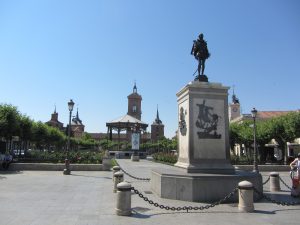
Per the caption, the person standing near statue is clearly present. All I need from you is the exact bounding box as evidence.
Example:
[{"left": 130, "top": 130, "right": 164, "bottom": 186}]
[{"left": 191, "top": 33, "right": 210, "bottom": 81}]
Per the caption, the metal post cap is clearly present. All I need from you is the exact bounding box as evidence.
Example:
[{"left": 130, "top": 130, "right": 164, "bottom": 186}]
[{"left": 117, "top": 181, "right": 131, "bottom": 191}]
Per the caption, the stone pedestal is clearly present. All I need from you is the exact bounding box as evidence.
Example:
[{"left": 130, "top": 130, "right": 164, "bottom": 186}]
[
  {"left": 131, "top": 155, "right": 140, "bottom": 162},
  {"left": 102, "top": 157, "right": 111, "bottom": 171},
  {"left": 151, "top": 80, "right": 262, "bottom": 202},
  {"left": 175, "top": 81, "right": 234, "bottom": 174},
  {"left": 151, "top": 167, "right": 262, "bottom": 203}
]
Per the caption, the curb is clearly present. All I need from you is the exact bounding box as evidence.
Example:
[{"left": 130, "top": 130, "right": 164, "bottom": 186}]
[
  {"left": 234, "top": 165, "right": 290, "bottom": 172},
  {"left": 7, "top": 163, "right": 104, "bottom": 171}
]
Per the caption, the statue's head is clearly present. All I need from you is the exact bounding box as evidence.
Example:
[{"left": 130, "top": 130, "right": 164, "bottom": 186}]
[{"left": 198, "top": 33, "right": 204, "bottom": 39}]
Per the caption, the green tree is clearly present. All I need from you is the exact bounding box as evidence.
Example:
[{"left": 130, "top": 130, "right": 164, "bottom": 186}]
[
  {"left": 229, "top": 120, "right": 269, "bottom": 163},
  {"left": 18, "top": 114, "right": 34, "bottom": 154},
  {"left": 32, "top": 121, "right": 49, "bottom": 150},
  {"left": 270, "top": 112, "right": 300, "bottom": 164},
  {"left": 230, "top": 112, "right": 300, "bottom": 165},
  {"left": 46, "top": 126, "right": 66, "bottom": 150},
  {"left": 255, "top": 120, "right": 273, "bottom": 162},
  {"left": 229, "top": 122, "right": 242, "bottom": 151},
  {"left": 0, "top": 104, "right": 21, "bottom": 151}
]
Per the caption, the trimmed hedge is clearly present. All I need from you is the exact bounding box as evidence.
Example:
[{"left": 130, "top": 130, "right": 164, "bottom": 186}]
[
  {"left": 16, "top": 150, "right": 104, "bottom": 164},
  {"left": 152, "top": 152, "right": 178, "bottom": 164}
]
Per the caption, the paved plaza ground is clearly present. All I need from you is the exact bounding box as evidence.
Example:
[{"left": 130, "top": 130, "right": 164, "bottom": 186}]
[{"left": 1, "top": 159, "right": 300, "bottom": 225}]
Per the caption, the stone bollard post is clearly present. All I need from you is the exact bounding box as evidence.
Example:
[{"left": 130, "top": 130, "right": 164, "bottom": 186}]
[
  {"left": 131, "top": 154, "right": 140, "bottom": 162},
  {"left": 115, "top": 182, "right": 132, "bottom": 216},
  {"left": 113, "top": 171, "right": 124, "bottom": 193},
  {"left": 238, "top": 181, "right": 254, "bottom": 212},
  {"left": 102, "top": 157, "right": 111, "bottom": 171},
  {"left": 269, "top": 172, "right": 280, "bottom": 192},
  {"left": 63, "top": 159, "right": 71, "bottom": 175},
  {"left": 112, "top": 166, "right": 121, "bottom": 183}
]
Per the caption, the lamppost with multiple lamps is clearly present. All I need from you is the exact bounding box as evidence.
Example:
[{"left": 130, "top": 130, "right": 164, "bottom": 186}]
[
  {"left": 251, "top": 107, "right": 259, "bottom": 173},
  {"left": 63, "top": 99, "right": 74, "bottom": 175}
]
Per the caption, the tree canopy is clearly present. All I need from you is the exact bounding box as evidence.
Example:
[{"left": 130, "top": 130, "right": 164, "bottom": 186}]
[{"left": 229, "top": 112, "right": 300, "bottom": 163}]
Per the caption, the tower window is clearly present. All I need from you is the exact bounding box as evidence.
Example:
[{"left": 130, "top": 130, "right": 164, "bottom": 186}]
[{"left": 132, "top": 105, "right": 137, "bottom": 113}]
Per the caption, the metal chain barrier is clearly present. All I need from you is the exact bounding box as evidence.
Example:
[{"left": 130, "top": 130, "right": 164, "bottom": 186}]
[
  {"left": 131, "top": 186, "right": 238, "bottom": 212},
  {"left": 279, "top": 176, "right": 292, "bottom": 190},
  {"left": 253, "top": 187, "right": 300, "bottom": 206},
  {"left": 115, "top": 161, "right": 150, "bottom": 181},
  {"left": 262, "top": 176, "right": 270, "bottom": 185}
]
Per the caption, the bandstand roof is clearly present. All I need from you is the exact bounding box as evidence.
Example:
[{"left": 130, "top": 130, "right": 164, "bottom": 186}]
[{"left": 106, "top": 114, "right": 148, "bottom": 130}]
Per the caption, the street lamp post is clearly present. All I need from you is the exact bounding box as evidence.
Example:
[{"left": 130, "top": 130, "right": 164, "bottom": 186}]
[
  {"left": 131, "top": 123, "right": 140, "bottom": 161},
  {"left": 63, "top": 99, "right": 74, "bottom": 175},
  {"left": 157, "top": 133, "right": 159, "bottom": 153},
  {"left": 251, "top": 107, "right": 259, "bottom": 173}
]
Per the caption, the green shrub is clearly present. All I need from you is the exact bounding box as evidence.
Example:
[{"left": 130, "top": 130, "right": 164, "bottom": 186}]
[
  {"left": 230, "top": 154, "right": 252, "bottom": 165},
  {"left": 152, "top": 152, "right": 178, "bottom": 164},
  {"left": 18, "top": 150, "right": 104, "bottom": 164}
]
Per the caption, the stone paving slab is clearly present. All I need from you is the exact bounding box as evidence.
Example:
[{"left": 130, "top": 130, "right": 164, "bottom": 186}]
[{"left": 0, "top": 159, "right": 300, "bottom": 225}]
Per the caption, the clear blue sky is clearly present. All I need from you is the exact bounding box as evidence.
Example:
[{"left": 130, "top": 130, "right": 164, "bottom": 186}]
[{"left": 0, "top": 0, "right": 299, "bottom": 138}]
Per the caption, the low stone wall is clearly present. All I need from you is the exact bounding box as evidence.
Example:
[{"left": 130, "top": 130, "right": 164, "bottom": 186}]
[
  {"left": 8, "top": 163, "right": 103, "bottom": 171},
  {"left": 234, "top": 165, "right": 290, "bottom": 172},
  {"left": 5, "top": 163, "right": 290, "bottom": 172}
]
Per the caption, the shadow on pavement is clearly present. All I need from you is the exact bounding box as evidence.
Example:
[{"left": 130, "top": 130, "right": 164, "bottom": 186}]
[
  {"left": 70, "top": 173, "right": 112, "bottom": 180},
  {"left": 258, "top": 192, "right": 300, "bottom": 204},
  {"left": 132, "top": 208, "right": 151, "bottom": 219},
  {"left": 254, "top": 210, "right": 275, "bottom": 214},
  {"left": 0, "top": 170, "right": 23, "bottom": 175},
  {"left": 133, "top": 210, "right": 242, "bottom": 217}
]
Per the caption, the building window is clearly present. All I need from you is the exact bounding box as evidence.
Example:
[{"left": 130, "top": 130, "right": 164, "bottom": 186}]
[{"left": 132, "top": 105, "right": 137, "bottom": 113}]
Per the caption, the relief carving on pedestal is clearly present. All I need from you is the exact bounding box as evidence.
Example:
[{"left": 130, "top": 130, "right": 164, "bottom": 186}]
[
  {"left": 179, "top": 107, "right": 187, "bottom": 136},
  {"left": 195, "top": 100, "right": 221, "bottom": 139}
]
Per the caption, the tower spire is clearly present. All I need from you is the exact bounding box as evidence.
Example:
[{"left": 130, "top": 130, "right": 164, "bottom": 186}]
[
  {"left": 72, "top": 107, "right": 82, "bottom": 124},
  {"left": 54, "top": 104, "right": 56, "bottom": 114},
  {"left": 133, "top": 81, "right": 137, "bottom": 93},
  {"left": 155, "top": 105, "right": 162, "bottom": 124}
]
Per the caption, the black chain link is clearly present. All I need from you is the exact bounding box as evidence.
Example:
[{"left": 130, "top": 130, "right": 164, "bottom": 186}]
[
  {"left": 262, "top": 176, "right": 270, "bottom": 185},
  {"left": 253, "top": 186, "right": 300, "bottom": 206},
  {"left": 279, "top": 176, "right": 292, "bottom": 190},
  {"left": 115, "top": 161, "right": 150, "bottom": 181},
  {"left": 131, "top": 186, "right": 238, "bottom": 211}
]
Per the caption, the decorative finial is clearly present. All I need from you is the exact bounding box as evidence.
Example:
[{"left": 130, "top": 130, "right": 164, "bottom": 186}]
[
  {"left": 133, "top": 81, "right": 137, "bottom": 93},
  {"left": 155, "top": 105, "right": 162, "bottom": 124}
]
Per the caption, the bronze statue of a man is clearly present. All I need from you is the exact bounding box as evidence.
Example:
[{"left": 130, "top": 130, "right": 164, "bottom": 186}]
[{"left": 191, "top": 33, "right": 210, "bottom": 76}]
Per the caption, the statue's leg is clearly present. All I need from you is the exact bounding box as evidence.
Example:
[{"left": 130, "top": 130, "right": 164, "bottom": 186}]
[
  {"left": 201, "top": 60, "right": 205, "bottom": 75},
  {"left": 197, "top": 58, "right": 201, "bottom": 76}
]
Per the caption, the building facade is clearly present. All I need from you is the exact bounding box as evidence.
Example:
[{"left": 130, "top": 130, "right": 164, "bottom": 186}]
[
  {"left": 71, "top": 109, "right": 85, "bottom": 138},
  {"left": 45, "top": 107, "right": 64, "bottom": 131},
  {"left": 46, "top": 107, "right": 85, "bottom": 138},
  {"left": 127, "top": 83, "right": 142, "bottom": 120},
  {"left": 151, "top": 107, "right": 164, "bottom": 141},
  {"left": 104, "top": 83, "right": 165, "bottom": 143}
]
